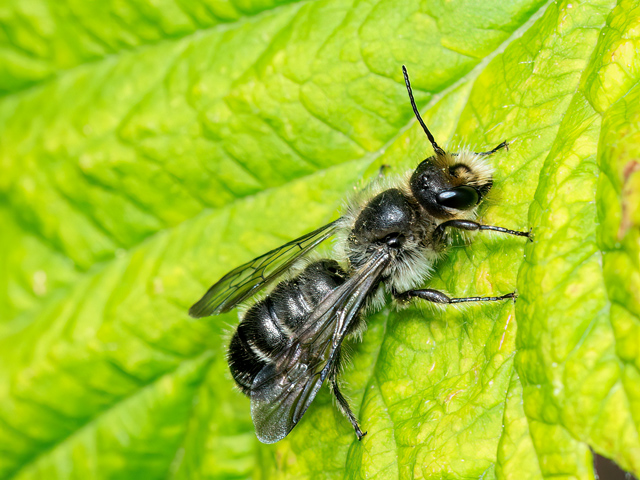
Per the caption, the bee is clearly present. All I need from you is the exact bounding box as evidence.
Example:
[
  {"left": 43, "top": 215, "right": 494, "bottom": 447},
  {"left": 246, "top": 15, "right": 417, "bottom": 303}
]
[{"left": 189, "top": 66, "right": 531, "bottom": 444}]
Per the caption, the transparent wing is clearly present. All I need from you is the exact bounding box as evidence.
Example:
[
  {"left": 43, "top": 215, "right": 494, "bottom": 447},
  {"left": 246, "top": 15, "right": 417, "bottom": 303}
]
[
  {"left": 249, "top": 249, "right": 392, "bottom": 444},
  {"left": 189, "top": 220, "right": 341, "bottom": 317}
]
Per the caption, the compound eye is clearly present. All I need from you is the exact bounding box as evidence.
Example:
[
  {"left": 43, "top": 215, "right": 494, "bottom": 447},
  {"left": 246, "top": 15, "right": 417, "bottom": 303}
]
[{"left": 436, "top": 186, "right": 479, "bottom": 210}]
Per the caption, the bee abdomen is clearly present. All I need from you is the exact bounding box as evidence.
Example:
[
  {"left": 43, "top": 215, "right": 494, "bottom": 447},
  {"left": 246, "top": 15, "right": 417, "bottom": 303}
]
[
  {"left": 227, "top": 299, "right": 289, "bottom": 395},
  {"left": 228, "top": 326, "right": 266, "bottom": 395},
  {"left": 242, "top": 298, "right": 290, "bottom": 357},
  {"left": 228, "top": 259, "right": 347, "bottom": 396}
]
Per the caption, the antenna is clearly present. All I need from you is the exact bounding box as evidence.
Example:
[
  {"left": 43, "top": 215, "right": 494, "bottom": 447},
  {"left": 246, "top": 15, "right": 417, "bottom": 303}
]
[{"left": 402, "top": 65, "right": 445, "bottom": 157}]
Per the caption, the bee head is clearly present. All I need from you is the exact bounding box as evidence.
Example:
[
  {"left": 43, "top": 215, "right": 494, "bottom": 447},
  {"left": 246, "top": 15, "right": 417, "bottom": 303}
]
[
  {"left": 402, "top": 65, "right": 494, "bottom": 219},
  {"left": 409, "top": 154, "right": 493, "bottom": 219}
]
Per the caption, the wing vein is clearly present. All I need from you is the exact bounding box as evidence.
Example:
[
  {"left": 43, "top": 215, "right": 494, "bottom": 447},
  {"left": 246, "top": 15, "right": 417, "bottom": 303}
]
[{"left": 189, "top": 219, "right": 342, "bottom": 317}]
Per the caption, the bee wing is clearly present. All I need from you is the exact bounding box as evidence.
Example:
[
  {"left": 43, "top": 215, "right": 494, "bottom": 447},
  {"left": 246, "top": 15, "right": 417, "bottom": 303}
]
[
  {"left": 189, "top": 220, "right": 341, "bottom": 317},
  {"left": 249, "top": 249, "right": 392, "bottom": 444}
]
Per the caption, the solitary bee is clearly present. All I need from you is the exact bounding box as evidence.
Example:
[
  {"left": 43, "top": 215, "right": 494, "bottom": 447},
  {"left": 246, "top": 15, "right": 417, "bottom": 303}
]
[{"left": 189, "top": 66, "right": 531, "bottom": 444}]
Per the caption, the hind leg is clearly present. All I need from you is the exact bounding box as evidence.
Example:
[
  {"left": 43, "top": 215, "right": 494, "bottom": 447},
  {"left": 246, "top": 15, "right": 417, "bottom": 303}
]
[{"left": 330, "top": 376, "right": 366, "bottom": 441}]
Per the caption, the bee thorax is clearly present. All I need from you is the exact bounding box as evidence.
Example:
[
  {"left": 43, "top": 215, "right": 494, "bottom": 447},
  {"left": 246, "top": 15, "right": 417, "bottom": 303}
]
[{"left": 351, "top": 188, "right": 418, "bottom": 249}]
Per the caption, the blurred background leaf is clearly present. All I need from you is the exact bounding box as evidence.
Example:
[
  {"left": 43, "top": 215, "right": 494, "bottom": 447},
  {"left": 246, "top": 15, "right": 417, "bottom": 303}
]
[{"left": 0, "top": 0, "right": 639, "bottom": 478}]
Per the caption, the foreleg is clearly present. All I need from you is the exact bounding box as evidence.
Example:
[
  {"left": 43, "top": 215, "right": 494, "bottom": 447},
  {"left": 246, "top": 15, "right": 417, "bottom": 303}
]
[{"left": 435, "top": 220, "right": 532, "bottom": 242}]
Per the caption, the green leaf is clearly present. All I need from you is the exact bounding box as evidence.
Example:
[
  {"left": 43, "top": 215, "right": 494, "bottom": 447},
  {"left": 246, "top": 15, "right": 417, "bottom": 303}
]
[{"left": 1, "top": 0, "right": 639, "bottom": 479}]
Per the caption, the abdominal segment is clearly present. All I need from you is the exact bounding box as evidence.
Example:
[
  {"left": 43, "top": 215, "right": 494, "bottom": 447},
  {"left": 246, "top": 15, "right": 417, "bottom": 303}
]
[{"left": 227, "top": 259, "right": 347, "bottom": 395}]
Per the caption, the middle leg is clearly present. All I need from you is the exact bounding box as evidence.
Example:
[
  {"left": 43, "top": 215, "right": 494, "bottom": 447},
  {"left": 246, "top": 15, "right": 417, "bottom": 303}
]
[{"left": 394, "top": 288, "right": 516, "bottom": 304}]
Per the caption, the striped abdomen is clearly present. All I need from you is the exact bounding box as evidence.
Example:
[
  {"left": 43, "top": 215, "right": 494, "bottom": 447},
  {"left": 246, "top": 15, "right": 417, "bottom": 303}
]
[{"left": 227, "top": 259, "right": 347, "bottom": 395}]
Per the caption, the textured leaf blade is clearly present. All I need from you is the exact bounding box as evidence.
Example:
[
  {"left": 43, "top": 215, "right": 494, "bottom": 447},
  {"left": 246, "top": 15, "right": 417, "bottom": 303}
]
[{"left": 1, "top": 0, "right": 640, "bottom": 478}]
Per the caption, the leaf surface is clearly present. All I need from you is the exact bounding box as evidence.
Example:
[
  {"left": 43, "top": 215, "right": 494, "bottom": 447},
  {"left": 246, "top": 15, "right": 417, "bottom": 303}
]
[{"left": 1, "top": 0, "right": 639, "bottom": 479}]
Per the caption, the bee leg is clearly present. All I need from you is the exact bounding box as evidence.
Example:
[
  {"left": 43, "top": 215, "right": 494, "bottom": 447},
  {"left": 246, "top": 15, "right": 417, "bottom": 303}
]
[
  {"left": 394, "top": 289, "right": 516, "bottom": 304},
  {"left": 476, "top": 140, "right": 509, "bottom": 156},
  {"left": 330, "top": 377, "right": 367, "bottom": 441},
  {"left": 435, "top": 220, "right": 533, "bottom": 242},
  {"left": 378, "top": 164, "right": 391, "bottom": 178}
]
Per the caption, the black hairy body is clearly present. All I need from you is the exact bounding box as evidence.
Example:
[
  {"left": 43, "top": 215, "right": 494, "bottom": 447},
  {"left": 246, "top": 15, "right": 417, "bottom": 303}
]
[
  {"left": 228, "top": 260, "right": 346, "bottom": 395},
  {"left": 189, "top": 66, "right": 531, "bottom": 444}
]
